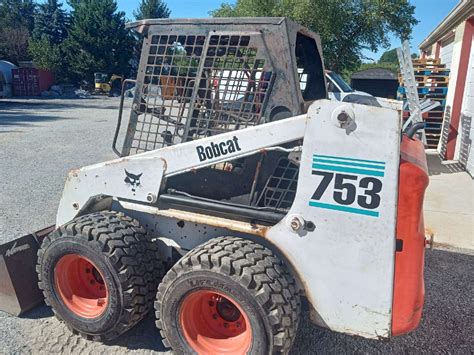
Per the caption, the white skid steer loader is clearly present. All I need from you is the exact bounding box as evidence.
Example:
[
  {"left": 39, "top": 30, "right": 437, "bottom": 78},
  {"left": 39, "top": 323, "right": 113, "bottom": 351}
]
[{"left": 0, "top": 18, "right": 429, "bottom": 354}]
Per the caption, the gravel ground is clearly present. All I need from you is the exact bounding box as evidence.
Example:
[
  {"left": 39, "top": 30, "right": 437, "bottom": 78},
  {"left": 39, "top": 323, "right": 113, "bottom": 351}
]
[{"left": 0, "top": 98, "right": 473, "bottom": 353}]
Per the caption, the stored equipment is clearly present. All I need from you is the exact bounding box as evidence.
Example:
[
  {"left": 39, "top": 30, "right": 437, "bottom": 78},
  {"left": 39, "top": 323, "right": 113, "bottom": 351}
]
[
  {"left": 1, "top": 18, "right": 429, "bottom": 354},
  {"left": 94, "top": 72, "right": 123, "bottom": 96}
]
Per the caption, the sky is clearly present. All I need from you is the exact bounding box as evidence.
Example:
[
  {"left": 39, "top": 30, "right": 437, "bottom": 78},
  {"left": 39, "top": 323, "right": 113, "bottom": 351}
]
[{"left": 89, "top": 0, "right": 462, "bottom": 61}]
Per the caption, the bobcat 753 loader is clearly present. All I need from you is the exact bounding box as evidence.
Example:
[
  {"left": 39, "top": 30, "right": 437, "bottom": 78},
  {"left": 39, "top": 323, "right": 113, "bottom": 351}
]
[{"left": 0, "top": 18, "right": 429, "bottom": 354}]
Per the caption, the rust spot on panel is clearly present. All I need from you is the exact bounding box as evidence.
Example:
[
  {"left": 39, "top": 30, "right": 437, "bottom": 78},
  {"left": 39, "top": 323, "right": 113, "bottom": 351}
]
[{"left": 153, "top": 208, "right": 270, "bottom": 237}]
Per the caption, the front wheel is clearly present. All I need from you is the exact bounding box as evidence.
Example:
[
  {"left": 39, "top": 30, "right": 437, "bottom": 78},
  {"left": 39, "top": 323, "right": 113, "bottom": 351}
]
[
  {"left": 155, "top": 237, "right": 300, "bottom": 354},
  {"left": 37, "top": 211, "right": 164, "bottom": 340}
]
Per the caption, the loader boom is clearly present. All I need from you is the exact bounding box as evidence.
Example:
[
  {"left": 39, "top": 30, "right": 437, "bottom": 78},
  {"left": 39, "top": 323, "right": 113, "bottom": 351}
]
[{"left": 57, "top": 113, "right": 306, "bottom": 226}]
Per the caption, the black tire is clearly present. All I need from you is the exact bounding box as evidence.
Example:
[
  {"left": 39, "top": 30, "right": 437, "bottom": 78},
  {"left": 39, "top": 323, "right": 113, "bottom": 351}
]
[
  {"left": 155, "top": 236, "right": 300, "bottom": 354},
  {"left": 37, "top": 211, "right": 164, "bottom": 341}
]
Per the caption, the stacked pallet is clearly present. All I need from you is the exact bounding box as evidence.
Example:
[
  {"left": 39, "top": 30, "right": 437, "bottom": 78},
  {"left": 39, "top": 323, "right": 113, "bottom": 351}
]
[{"left": 398, "top": 58, "right": 450, "bottom": 149}]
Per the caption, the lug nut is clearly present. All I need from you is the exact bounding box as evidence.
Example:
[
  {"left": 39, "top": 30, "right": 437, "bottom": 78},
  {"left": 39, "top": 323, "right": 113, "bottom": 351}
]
[
  {"left": 208, "top": 301, "right": 215, "bottom": 307},
  {"left": 213, "top": 313, "right": 218, "bottom": 320},
  {"left": 223, "top": 322, "right": 229, "bottom": 328}
]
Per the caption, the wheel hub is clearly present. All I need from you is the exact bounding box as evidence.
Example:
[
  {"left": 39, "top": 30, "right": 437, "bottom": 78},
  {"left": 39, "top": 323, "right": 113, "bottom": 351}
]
[
  {"left": 179, "top": 290, "right": 252, "bottom": 354},
  {"left": 216, "top": 296, "right": 241, "bottom": 322},
  {"left": 54, "top": 254, "right": 108, "bottom": 319}
]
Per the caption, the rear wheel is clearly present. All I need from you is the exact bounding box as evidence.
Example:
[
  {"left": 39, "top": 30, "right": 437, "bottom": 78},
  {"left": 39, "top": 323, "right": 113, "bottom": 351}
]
[
  {"left": 37, "top": 211, "right": 164, "bottom": 340},
  {"left": 155, "top": 236, "right": 300, "bottom": 354}
]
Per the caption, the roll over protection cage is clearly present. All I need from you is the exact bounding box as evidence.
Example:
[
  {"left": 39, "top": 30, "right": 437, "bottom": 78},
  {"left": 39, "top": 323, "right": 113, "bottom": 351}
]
[{"left": 119, "top": 17, "right": 327, "bottom": 157}]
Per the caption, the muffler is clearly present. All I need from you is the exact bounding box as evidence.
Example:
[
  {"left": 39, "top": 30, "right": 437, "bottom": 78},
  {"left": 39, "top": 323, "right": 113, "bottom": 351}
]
[{"left": 0, "top": 225, "right": 54, "bottom": 315}]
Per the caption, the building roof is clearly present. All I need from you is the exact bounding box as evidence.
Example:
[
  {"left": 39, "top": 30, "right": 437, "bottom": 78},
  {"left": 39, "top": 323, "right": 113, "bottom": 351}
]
[
  {"left": 419, "top": 0, "right": 474, "bottom": 50},
  {"left": 351, "top": 68, "right": 398, "bottom": 80}
]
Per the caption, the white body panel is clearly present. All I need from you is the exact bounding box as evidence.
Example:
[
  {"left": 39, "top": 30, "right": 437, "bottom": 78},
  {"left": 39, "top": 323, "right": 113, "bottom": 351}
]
[
  {"left": 56, "top": 100, "right": 401, "bottom": 338},
  {"left": 267, "top": 102, "right": 400, "bottom": 337}
]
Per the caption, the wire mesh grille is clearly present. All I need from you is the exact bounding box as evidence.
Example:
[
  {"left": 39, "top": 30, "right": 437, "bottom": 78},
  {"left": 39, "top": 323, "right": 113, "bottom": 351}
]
[
  {"left": 128, "top": 33, "right": 274, "bottom": 155},
  {"left": 256, "top": 157, "right": 299, "bottom": 210}
]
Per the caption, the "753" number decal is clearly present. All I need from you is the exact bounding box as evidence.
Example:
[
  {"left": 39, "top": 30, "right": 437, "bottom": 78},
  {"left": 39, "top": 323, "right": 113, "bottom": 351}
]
[{"left": 311, "top": 171, "right": 383, "bottom": 215}]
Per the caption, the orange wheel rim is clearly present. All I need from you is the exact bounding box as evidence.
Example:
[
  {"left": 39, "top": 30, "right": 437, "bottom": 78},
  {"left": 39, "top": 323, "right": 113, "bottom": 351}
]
[
  {"left": 54, "top": 254, "right": 108, "bottom": 318},
  {"left": 179, "top": 290, "right": 252, "bottom": 354}
]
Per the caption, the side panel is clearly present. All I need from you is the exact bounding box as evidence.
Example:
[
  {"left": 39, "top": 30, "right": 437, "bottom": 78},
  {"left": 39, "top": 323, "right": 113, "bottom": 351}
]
[
  {"left": 392, "top": 136, "right": 428, "bottom": 335},
  {"left": 267, "top": 101, "right": 401, "bottom": 338}
]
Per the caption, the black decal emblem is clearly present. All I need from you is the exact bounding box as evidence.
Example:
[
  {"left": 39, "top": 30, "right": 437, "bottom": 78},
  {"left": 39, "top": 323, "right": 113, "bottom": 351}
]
[{"left": 124, "top": 170, "right": 142, "bottom": 192}]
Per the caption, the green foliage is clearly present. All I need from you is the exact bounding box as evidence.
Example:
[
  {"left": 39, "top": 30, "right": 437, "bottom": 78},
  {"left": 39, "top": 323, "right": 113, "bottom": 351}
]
[
  {"left": 33, "top": 0, "right": 69, "bottom": 44},
  {"left": 28, "top": 37, "right": 62, "bottom": 71},
  {"left": 28, "top": 0, "right": 69, "bottom": 80},
  {"left": 0, "top": 0, "right": 36, "bottom": 63},
  {"left": 64, "top": 0, "right": 133, "bottom": 83},
  {"left": 134, "top": 0, "right": 170, "bottom": 20},
  {"left": 0, "top": 0, "right": 36, "bottom": 31},
  {"left": 379, "top": 48, "right": 399, "bottom": 64},
  {"left": 210, "top": 0, "right": 418, "bottom": 72},
  {"left": 0, "top": 27, "right": 30, "bottom": 64}
]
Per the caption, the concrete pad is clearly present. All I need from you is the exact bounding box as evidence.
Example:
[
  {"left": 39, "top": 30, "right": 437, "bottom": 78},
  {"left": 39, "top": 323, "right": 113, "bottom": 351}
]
[{"left": 424, "top": 152, "right": 474, "bottom": 250}]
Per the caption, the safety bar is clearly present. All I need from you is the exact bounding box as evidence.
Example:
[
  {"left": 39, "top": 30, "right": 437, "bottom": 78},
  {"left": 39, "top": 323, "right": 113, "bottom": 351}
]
[{"left": 112, "top": 79, "right": 137, "bottom": 157}]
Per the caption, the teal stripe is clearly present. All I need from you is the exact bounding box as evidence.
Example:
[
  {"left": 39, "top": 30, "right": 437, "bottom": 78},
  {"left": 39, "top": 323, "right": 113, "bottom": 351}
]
[
  {"left": 313, "top": 154, "right": 385, "bottom": 165},
  {"left": 309, "top": 201, "right": 379, "bottom": 217},
  {"left": 313, "top": 157, "right": 385, "bottom": 170},
  {"left": 312, "top": 163, "right": 385, "bottom": 177}
]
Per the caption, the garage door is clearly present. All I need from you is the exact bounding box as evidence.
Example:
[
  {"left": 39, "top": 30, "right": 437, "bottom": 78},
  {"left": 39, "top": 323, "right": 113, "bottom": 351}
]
[{"left": 440, "top": 35, "right": 455, "bottom": 69}]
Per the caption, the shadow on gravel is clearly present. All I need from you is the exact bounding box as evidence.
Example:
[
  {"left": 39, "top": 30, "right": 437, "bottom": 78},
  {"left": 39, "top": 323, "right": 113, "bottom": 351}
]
[
  {"left": 106, "top": 314, "right": 169, "bottom": 352},
  {"left": 20, "top": 304, "right": 53, "bottom": 319},
  {"left": 0, "top": 114, "right": 72, "bottom": 129},
  {"left": 0, "top": 100, "right": 120, "bottom": 111}
]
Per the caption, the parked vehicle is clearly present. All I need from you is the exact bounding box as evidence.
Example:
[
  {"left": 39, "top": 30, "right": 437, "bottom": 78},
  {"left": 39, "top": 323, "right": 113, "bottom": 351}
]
[{"left": 325, "top": 70, "right": 381, "bottom": 106}]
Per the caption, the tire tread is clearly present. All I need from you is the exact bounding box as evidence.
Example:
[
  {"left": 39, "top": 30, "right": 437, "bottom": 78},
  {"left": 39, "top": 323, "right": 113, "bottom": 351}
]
[
  {"left": 37, "top": 211, "right": 164, "bottom": 341},
  {"left": 155, "top": 236, "right": 300, "bottom": 354}
]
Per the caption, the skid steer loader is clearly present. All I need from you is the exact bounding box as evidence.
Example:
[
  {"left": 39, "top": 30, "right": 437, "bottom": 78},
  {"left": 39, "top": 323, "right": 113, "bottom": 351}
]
[{"left": 0, "top": 18, "right": 429, "bottom": 354}]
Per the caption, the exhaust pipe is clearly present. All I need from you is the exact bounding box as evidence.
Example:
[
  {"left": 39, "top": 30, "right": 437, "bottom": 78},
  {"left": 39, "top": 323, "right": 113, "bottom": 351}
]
[{"left": 0, "top": 225, "right": 54, "bottom": 315}]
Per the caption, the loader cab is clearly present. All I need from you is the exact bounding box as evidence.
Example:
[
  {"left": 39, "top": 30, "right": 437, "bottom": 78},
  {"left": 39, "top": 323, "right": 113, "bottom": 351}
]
[
  {"left": 120, "top": 18, "right": 328, "bottom": 220},
  {"left": 94, "top": 72, "right": 108, "bottom": 84}
]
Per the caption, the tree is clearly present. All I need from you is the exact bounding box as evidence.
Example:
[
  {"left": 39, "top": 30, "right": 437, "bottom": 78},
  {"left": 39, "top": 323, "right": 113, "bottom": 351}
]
[
  {"left": 28, "top": 37, "right": 63, "bottom": 72},
  {"left": 63, "top": 0, "right": 133, "bottom": 83},
  {"left": 32, "top": 0, "right": 69, "bottom": 44},
  {"left": 378, "top": 48, "right": 418, "bottom": 65},
  {"left": 134, "top": 0, "right": 170, "bottom": 20},
  {"left": 0, "top": 0, "right": 36, "bottom": 32},
  {"left": 379, "top": 48, "right": 399, "bottom": 64},
  {"left": 210, "top": 0, "right": 418, "bottom": 72},
  {"left": 28, "top": 0, "right": 69, "bottom": 80},
  {"left": 0, "top": 0, "right": 36, "bottom": 63},
  {"left": 0, "top": 27, "right": 30, "bottom": 64}
]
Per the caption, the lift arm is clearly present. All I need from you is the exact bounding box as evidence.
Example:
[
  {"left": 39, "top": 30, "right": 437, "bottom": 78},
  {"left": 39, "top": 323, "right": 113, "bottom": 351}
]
[{"left": 56, "top": 108, "right": 308, "bottom": 226}]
